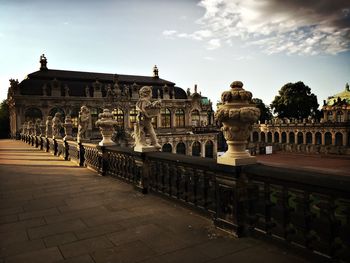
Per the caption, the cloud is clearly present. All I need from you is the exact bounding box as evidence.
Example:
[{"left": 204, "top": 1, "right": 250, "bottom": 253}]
[
  {"left": 207, "top": 38, "right": 221, "bottom": 50},
  {"left": 164, "top": 0, "right": 350, "bottom": 55},
  {"left": 162, "top": 30, "right": 177, "bottom": 36}
]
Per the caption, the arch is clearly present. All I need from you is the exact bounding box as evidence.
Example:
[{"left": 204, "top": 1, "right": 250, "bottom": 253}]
[
  {"left": 289, "top": 132, "right": 295, "bottom": 144},
  {"left": 335, "top": 132, "right": 343, "bottom": 146},
  {"left": 297, "top": 132, "right": 303, "bottom": 144},
  {"left": 315, "top": 132, "right": 322, "bottom": 145},
  {"left": 274, "top": 132, "right": 280, "bottom": 143},
  {"left": 49, "top": 107, "right": 65, "bottom": 119},
  {"left": 325, "top": 132, "right": 332, "bottom": 145},
  {"left": 175, "top": 109, "right": 185, "bottom": 127},
  {"left": 24, "top": 107, "right": 42, "bottom": 122},
  {"left": 306, "top": 132, "right": 312, "bottom": 144},
  {"left": 129, "top": 107, "right": 137, "bottom": 129},
  {"left": 205, "top": 140, "right": 214, "bottom": 158},
  {"left": 281, "top": 132, "right": 287, "bottom": 143},
  {"left": 192, "top": 141, "right": 201, "bottom": 157},
  {"left": 162, "top": 143, "right": 172, "bottom": 153},
  {"left": 176, "top": 142, "right": 186, "bottom": 155},
  {"left": 161, "top": 108, "right": 171, "bottom": 128},
  {"left": 69, "top": 107, "right": 80, "bottom": 130},
  {"left": 191, "top": 110, "right": 200, "bottom": 126},
  {"left": 90, "top": 107, "right": 103, "bottom": 130},
  {"left": 112, "top": 108, "right": 124, "bottom": 127},
  {"left": 267, "top": 132, "right": 272, "bottom": 143},
  {"left": 261, "top": 132, "right": 266, "bottom": 143},
  {"left": 252, "top": 131, "right": 259, "bottom": 142}
]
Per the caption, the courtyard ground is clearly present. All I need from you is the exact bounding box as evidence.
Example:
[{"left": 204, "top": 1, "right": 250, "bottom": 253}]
[{"left": 0, "top": 139, "right": 329, "bottom": 263}]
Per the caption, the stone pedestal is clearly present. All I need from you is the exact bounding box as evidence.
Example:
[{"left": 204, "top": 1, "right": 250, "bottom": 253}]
[{"left": 134, "top": 145, "right": 159, "bottom": 153}]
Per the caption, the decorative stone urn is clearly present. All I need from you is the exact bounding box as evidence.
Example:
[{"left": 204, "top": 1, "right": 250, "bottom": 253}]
[
  {"left": 215, "top": 81, "right": 260, "bottom": 166},
  {"left": 95, "top": 109, "right": 118, "bottom": 146},
  {"left": 63, "top": 115, "right": 73, "bottom": 141}
]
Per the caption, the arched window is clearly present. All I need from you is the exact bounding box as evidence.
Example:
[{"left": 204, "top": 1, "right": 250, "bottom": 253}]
[
  {"left": 161, "top": 108, "right": 171, "bottom": 128},
  {"left": 274, "top": 132, "right": 279, "bottom": 143},
  {"left": 252, "top": 132, "right": 259, "bottom": 142},
  {"left": 315, "top": 132, "right": 322, "bottom": 145},
  {"left": 289, "top": 132, "right": 295, "bottom": 144},
  {"left": 306, "top": 132, "right": 312, "bottom": 144},
  {"left": 325, "top": 132, "right": 332, "bottom": 145},
  {"left": 176, "top": 142, "right": 186, "bottom": 155},
  {"left": 162, "top": 143, "right": 172, "bottom": 153},
  {"left": 261, "top": 132, "right": 266, "bottom": 142},
  {"left": 205, "top": 140, "right": 214, "bottom": 158},
  {"left": 69, "top": 108, "right": 80, "bottom": 135},
  {"left": 335, "top": 132, "right": 343, "bottom": 146},
  {"left": 175, "top": 109, "right": 185, "bottom": 127},
  {"left": 49, "top": 107, "right": 65, "bottom": 119},
  {"left": 112, "top": 108, "right": 124, "bottom": 127},
  {"left": 192, "top": 141, "right": 201, "bottom": 156},
  {"left": 327, "top": 111, "right": 333, "bottom": 121},
  {"left": 129, "top": 107, "right": 137, "bottom": 128},
  {"left": 297, "top": 132, "right": 303, "bottom": 144},
  {"left": 281, "top": 132, "right": 287, "bottom": 143},
  {"left": 336, "top": 111, "right": 343, "bottom": 122},
  {"left": 267, "top": 132, "right": 272, "bottom": 143},
  {"left": 91, "top": 108, "right": 103, "bottom": 130},
  {"left": 24, "top": 107, "right": 42, "bottom": 122},
  {"left": 191, "top": 110, "right": 200, "bottom": 126}
]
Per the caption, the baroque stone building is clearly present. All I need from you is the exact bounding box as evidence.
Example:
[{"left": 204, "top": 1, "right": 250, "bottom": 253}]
[
  {"left": 7, "top": 55, "right": 217, "bottom": 158},
  {"left": 249, "top": 84, "right": 350, "bottom": 155}
]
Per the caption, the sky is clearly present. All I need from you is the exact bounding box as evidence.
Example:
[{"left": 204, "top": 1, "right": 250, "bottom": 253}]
[{"left": 0, "top": 0, "right": 349, "bottom": 108}]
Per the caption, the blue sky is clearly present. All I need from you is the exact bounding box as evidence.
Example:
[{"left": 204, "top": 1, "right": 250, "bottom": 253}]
[{"left": 1, "top": 0, "right": 349, "bottom": 108}]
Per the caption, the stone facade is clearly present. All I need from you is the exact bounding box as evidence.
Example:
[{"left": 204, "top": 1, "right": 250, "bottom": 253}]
[
  {"left": 7, "top": 55, "right": 217, "bottom": 157},
  {"left": 249, "top": 84, "right": 350, "bottom": 155}
]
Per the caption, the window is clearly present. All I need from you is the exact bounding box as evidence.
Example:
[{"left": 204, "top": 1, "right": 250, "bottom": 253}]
[
  {"left": 175, "top": 109, "right": 185, "bottom": 127},
  {"left": 129, "top": 107, "right": 137, "bottom": 128},
  {"left": 161, "top": 108, "right": 171, "bottom": 128},
  {"left": 192, "top": 141, "right": 201, "bottom": 156},
  {"left": 162, "top": 143, "right": 172, "bottom": 153},
  {"left": 24, "top": 107, "right": 42, "bottom": 122},
  {"left": 336, "top": 111, "right": 343, "bottom": 122},
  {"left": 205, "top": 140, "right": 213, "bottom": 158},
  {"left": 327, "top": 111, "right": 333, "bottom": 121},
  {"left": 176, "top": 142, "right": 186, "bottom": 155},
  {"left": 191, "top": 110, "right": 200, "bottom": 126},
  {"left": 112, "top": 108, "right": 124, "bottom": 126}
]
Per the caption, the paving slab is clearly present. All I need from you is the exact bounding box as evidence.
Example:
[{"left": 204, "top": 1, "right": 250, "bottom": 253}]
[{"left": 0, "top": 140, "right": 314, "bottom": 263}]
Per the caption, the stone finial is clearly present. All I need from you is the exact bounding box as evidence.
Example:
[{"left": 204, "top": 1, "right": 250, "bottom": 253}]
[
  {"left": 194, "top": 84, "right": 198, "bottom": 94},
  {"left": 153, "top": 65, "right": 159, "bottom": 78},
  {"left": 63, "top": 115, "right": 73, "bottom": 141},
  {"left": 40, "top": 54, "right": 48, "bottom": 70},
  {"left": 95, "top": 109, "right": 118, "bottom": 146},
  {"left": 215, "top": 81, "right": 260, "bottom": 166},
  {"left": 134, "top": 86, "right": 161, "bottom": 152},
  {"left": 346, "top": 83, "right": 349, "bottom": 92}
]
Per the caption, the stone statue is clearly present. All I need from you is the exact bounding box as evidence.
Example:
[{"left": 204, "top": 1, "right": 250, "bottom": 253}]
[
  {"left": 85, "top": 86, "right": 90, "bottom": 97},
  {"left": 35, "top": 119, "right": 42, "bottom": 136},
  {"left": 77, "top": 106, "right": 90, "bottom": 142},
  {"left": 45, "top": 116, "right": 53, "bottom": 137},
  {"left": 52, "top": 113, "right": 62, "bottom": 139},
  {"left": 64, "top": 85, "right": 69, "bottom": 97},
  {"left": 133, "top": 86, "right": 161, "bottom": 152}
]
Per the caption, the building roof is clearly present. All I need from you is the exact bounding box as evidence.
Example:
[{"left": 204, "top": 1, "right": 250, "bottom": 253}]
[
  {"left": 326, "top": 83, "right": 350, "bottom": 106},
  {"left": 19, "top": 68, "right": 188, "bottom": 99}
]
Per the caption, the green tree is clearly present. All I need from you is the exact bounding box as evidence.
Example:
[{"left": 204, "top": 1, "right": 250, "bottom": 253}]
[
  {"left": 252, "top": 98, "right": 272, "bottom": 122},
  {"left": 270, "top": 82, "right": 319, "bottom": 119},
  {"left": 0, "top": 99, "right": 10, "bottom": 138}
]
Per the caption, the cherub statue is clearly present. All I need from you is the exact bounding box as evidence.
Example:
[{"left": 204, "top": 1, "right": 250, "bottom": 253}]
[
  {"left": 77, "top": 106, "right": 90, "bottom": 141},
  {"left": 45, "top": 116, "right": 53, "bottom": 137},
  {"left": 35, "top": 119, "right": 42, "bottom": 136},
  {"left": 52, "top": 113, "right": 62, "bottom": 139},
  {"left": 134, "top": 86, "right": 161, "bottom": 150}
]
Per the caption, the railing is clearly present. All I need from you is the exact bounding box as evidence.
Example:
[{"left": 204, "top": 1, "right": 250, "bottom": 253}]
[{"left": 21, "top": 134, "right": 350, "bottom": 262}]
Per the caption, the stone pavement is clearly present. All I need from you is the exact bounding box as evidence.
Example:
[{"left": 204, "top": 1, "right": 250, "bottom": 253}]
[
  {"left": 256, "top": 152, "right": 350, "bottom": 176},
  {"left": 0, "top": 140, "right": 310, "bottom": 263}
]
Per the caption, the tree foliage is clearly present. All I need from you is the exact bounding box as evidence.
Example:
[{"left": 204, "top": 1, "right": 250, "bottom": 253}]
[
  {"left": 252, "top": 98, "right": 272, "bottom": 122},
  {"left": 270, "top": 82, "right": 319, "bottom": 119},
  {"left": 0, "top": 100, "right": 10, "bottom": 138}
]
